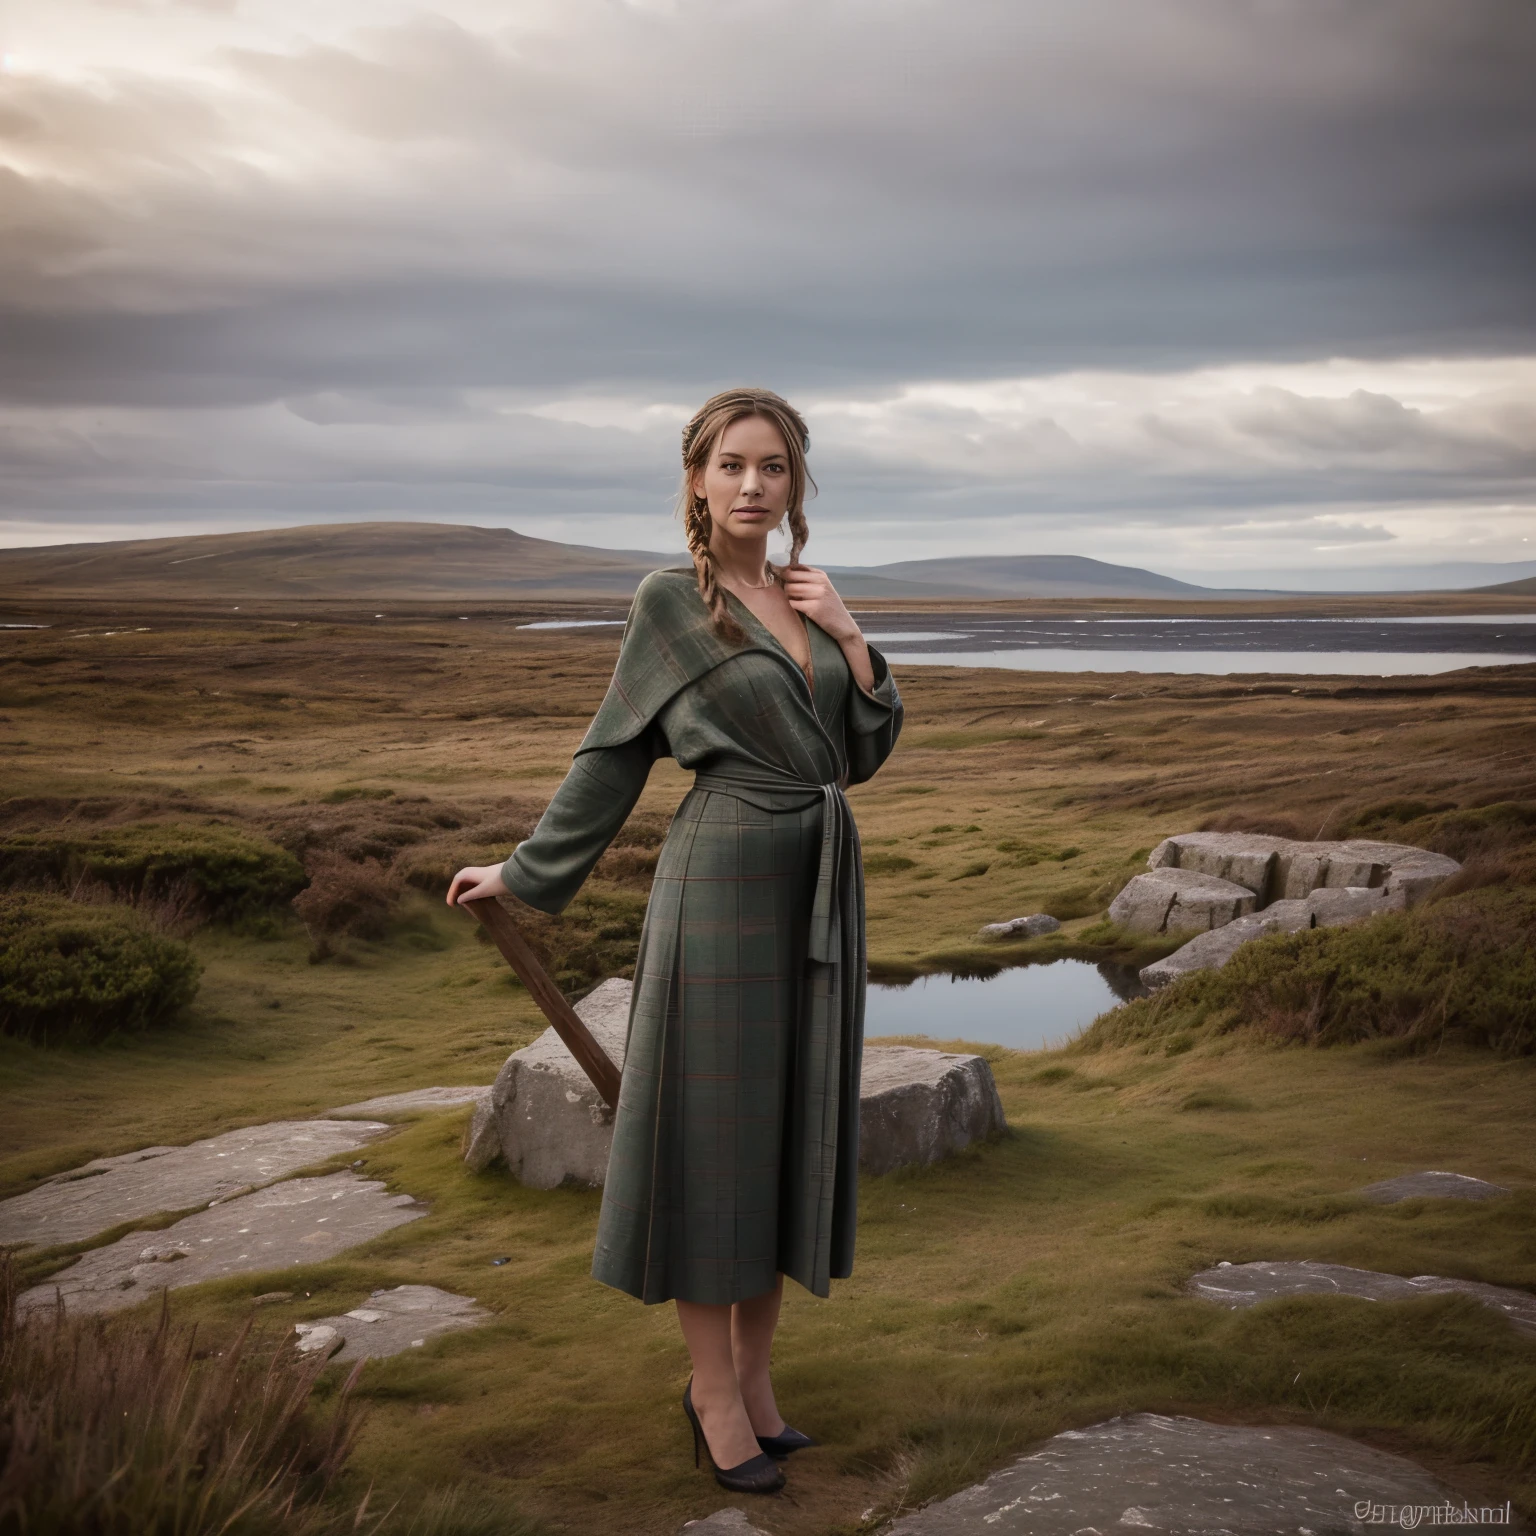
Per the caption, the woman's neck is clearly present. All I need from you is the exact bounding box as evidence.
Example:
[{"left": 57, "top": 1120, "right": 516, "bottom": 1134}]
[{"left": 708, "top": 532, "right": 773, "bottom": 587}]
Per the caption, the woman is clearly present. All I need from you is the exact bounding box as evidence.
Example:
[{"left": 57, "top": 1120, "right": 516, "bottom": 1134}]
[{"left": 447, "top": 387, "right": 902, "bottom": 1494}]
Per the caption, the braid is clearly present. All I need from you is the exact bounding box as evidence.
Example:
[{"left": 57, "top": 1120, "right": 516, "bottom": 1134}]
[{"left": 684, "top": 494, "right": 747, "bottom": 644}]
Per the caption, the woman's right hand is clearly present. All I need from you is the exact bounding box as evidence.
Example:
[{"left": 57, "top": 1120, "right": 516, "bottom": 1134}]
[{"left": 446, "top": 864, "right": 510, "bottom": 907}]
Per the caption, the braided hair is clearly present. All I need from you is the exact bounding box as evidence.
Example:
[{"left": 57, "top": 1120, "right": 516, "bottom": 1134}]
[{"left": 676, "top": 387, "right": 815, "bottom": 642}]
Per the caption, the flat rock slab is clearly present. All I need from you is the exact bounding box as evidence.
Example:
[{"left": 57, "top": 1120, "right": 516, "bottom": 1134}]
[
  {"left": 466, "top": 980, "right": 1006, "bottom": 1187},
  {"left": 1358, "top": 1170, "right": 1510, "bottom": 1203},
  {"left": 297, "top": 1283, "right": 491, "bottom": 1361},
  {"left": 330, "top": 1087, "right": 490, "bottom": 1118},
  {"left": 880, "top": 1411, "right": 1523, "bottom": 1534},
  {"left": 1189, "top": 1260, "right": 1536, "bottom": 1338},
  {"left": 19, "top": 1172, "right": 426, "bottom": 1316},
  {"left": 0, "top": 1120, "right": 392, "bottom": 1251},
  {"left": 682, "top": 1513, "right": 772, "bottom": 1535}
]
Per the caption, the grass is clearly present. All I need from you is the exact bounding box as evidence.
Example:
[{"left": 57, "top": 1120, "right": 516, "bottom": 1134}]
[{"left": 0, "top": 599, "right": 1534, "bottom": 1531}]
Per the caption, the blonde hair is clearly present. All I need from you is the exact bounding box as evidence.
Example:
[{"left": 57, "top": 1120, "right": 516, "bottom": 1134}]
[{"left": 676, "top": 387, "right": 815, "bottom": 642}]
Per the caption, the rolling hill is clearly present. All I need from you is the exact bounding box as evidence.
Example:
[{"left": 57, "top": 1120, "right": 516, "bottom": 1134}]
[{"left": 2, "top": 521, "right": 1246, "bottom": 602}]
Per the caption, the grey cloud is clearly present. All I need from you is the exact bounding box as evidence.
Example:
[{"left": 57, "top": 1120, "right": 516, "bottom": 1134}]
[{"left": 2, "top": 0, "right": 1534, "bottom": 411}]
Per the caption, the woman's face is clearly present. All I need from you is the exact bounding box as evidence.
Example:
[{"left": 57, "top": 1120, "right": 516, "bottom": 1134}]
[{"left": 693, "top": 414, "right": 791, "bottom": 545}]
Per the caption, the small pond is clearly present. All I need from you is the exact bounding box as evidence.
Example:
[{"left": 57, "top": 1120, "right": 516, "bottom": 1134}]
[{"left": 865, "top": 958, "right": 1147, "bottom": 1053}]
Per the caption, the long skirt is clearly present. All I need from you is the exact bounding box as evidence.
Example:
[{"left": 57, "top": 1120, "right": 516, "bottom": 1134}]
[{"left": 590, "top": 781, "right": 863, "bottom": 1305}]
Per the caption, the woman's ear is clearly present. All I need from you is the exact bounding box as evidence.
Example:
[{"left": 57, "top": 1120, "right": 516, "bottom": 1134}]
[{"left": 689, "top": 466, "right": 706, "bottom": 502}]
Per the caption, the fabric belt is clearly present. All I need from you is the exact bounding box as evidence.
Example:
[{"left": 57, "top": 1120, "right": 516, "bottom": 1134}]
[{"left": 691, "top": 769, "right": 851, "bottom": 965}]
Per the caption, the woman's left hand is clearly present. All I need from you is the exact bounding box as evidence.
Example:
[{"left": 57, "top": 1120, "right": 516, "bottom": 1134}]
[
  {"left": 779, "top": 562, "right": 860, "bottom": 644},
  {"left": 779, "top": 563, "right": 875, "bottom": 692}
]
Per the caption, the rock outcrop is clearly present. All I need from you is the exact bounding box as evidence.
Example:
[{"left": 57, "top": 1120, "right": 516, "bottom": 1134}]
[
  {"left": 0, "top": 1120, "right": 394, "bottom": 1251},
  {"left": 1357, "top": 1170, "right": 1509, "bottom": 1203},
  {"left": 465, "top": 979, "right": 1006, "bottom": 1187},
  {"left": 1111, "top": 830, "right": 1459, "bottom": 989},
  {"left": 878, "top": 1411, "right": 1513, "bottom": 1535}
]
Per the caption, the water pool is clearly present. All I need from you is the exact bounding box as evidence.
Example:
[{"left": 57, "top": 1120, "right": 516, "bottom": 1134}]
[{"left": 866, "top": 958, "right": 1146, "bottom": 1052}]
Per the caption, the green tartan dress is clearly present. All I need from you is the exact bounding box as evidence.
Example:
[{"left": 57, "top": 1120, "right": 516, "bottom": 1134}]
[{"left": 500, "top": 568, "right": 903, "bottom": 1305}]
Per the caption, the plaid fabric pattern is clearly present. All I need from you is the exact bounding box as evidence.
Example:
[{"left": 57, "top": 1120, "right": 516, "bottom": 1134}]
[
  {"left": 502, "top": 570, "right": 901, "bottom": 1305},
  {"left": 592, "top": 785, "right": 849, "bottom": 1304}
]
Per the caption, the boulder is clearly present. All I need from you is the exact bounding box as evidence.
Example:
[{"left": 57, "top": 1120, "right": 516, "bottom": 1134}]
[
  {"left": 466, "top": 980, "right": 1006, "bottom": 1187},
  {"left": 977, "top": 913, "right": 1060, "bottom": 940},
  {"left": 463, "top": 977, "right": 631, "bottom": 1187},
  {"left": 1108, "top": 867, "right": 1257, "bottom": 935},
  {"left": 858, "top": 1045, "right": 1007, "bottom": 1177}
]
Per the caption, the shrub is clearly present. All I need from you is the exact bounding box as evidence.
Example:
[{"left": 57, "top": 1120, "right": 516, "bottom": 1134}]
[
  {"left": 0, "top": 822, "right": 306, "bottom": 924},
  {"left": 0, "top": 894, "right": 200, "bottom": 1044},
  {"left": 0, "top": 1255, "right": 370, "bottom": 1535},
  {"left": 293, "top": 853, "right": 404, "bottom": 951},
  {"left": 1078, "top": 887, "right": 1536, "bottom": 1056}
]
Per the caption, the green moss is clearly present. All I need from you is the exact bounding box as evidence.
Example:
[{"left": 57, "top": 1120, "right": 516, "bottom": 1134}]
[
  {"left": 0, "top": 893, "right": 200, "bottom": 1044},
  {"left": 865, "top": 853, "right": 917, "bottom": 875}
]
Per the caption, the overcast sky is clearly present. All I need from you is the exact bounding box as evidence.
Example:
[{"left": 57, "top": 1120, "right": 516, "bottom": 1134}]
[{"left": 2, "top": 0, "right": 1534, "bottom": 580}]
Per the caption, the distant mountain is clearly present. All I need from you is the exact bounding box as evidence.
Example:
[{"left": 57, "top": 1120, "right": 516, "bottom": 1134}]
[
  {"left": 1476, "top": 575, "right": 1536, "bottom": 596},
  {"left": 825, "top": 554, "right": 1216, "bottom": 600}
]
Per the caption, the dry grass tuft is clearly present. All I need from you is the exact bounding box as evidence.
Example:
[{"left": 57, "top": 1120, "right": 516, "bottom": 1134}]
[{"left": 0, "top": 1253, "right": 372, "bottom": 1535}]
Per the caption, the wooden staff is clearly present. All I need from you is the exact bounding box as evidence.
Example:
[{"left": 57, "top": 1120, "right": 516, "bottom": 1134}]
[{"left": 462, "top": 896, "right": 623, "bottom": 1110}]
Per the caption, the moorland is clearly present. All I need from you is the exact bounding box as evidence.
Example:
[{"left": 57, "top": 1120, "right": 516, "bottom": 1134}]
[{"left": 2, "top": 589, "right": 1535, "bottom": 1535}]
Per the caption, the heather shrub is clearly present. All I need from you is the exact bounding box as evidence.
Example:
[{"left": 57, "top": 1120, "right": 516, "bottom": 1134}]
[
  {"left": 292, "top": 853, "right": 403, "bottom": 952},
  {"left": 0, "top": 894, "right": 200, "bottom": 1044},
  {"left": 0, "top": 822, "right": 306, "bottom": 924}
]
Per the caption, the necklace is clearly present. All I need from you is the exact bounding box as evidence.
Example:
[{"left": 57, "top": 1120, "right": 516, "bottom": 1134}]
[{"left": 733, "top": 565, "right": 777, "bottom": 591}]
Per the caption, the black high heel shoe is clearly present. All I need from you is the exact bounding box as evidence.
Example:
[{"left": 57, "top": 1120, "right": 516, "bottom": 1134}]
[
  {"left": 756, "top": 1424, "right": 818, "bottom": 1460},
  {"left": 682, "top": 1379, "right": 785, "bottom": 1494}
]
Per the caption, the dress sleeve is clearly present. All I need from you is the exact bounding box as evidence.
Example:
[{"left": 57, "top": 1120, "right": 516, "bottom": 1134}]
[
  {"left": 845, "top": 643, "right": 903, "bottom": 785},
  {"left": 500, "top": 725, "right": 665, "bottom": 915}
]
